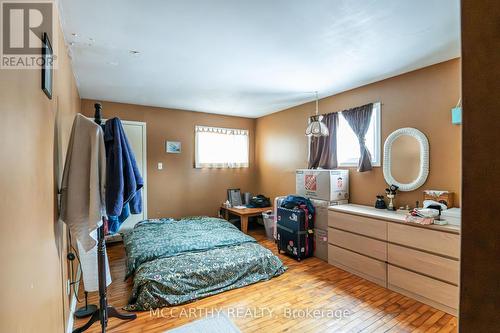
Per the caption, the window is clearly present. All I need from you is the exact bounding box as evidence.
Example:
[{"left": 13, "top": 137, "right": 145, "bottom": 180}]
[
  {"left": 337, "top": 102, "right": 381, "bottom": 167},
  {"left": 195, "top": 126, "right": 249, "bottom": 168}
]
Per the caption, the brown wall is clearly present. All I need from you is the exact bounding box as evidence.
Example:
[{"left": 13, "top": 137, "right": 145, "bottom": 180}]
[
  {"left": 0, "top": 15, "right": 80, "bottom": 333},
  {"left": 81, "top": 59, "right": 461, "bottom": 220},
  {"left": 460, "top": 0, "right": 500, "bottom": 330},
  {"left": 256, "top": 59, "right": 461, "bottom": 208},
  {"left": 81, "top": 100, "right": 257, "bottom": 219}
]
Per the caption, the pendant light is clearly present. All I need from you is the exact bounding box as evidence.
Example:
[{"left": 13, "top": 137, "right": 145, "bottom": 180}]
[{"left": 305, "top": 91, "right": 329, "bottom": 137}]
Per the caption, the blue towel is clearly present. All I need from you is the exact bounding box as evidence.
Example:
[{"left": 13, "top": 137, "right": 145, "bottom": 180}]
[
  {"left": 104, "top": 117, "right": 143, "bottom": 232},
  {"left": 107, "top": 203, "right": 131, "bottom": 233}
]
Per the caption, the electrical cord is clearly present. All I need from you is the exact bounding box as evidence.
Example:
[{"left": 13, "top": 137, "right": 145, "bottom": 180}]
[{"left": 67, "top": 230, "right": 82, "bottom": 303}]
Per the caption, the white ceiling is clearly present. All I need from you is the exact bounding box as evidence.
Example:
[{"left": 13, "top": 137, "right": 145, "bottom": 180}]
[{"left": 59, "top": 0, "right": 460, "bottom": 118}]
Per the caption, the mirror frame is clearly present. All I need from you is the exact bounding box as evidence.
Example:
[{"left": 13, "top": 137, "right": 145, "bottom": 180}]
[{"left": 383, "top": 127, "right": 429, "bottom": 191}]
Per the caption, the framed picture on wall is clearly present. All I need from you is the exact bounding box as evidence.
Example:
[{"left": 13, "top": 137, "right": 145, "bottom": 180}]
[
  {"left": 41, "top": 32, "right": 53, "bottom": 99},
  {"left": 166, "top": 141, "right": 181, "bottom": 153}
]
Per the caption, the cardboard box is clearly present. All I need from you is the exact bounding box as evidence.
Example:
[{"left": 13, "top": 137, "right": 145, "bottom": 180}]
[
  {"left": 423, "top": 190, "right": 454, "bottom": 208},
  {"left": 310, "top": 199, "right": 348, "bottom": 230},
  {"left": 314, "top": 228, "right": 328, "bottom": 261},
  {"left": 296, "top": 169, "right": 349, "bottom": 201}
]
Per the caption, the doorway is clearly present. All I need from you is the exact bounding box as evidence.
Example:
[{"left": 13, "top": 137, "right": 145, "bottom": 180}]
[{"left": 119, "top": 119, "right": 148, "bottom": 230}]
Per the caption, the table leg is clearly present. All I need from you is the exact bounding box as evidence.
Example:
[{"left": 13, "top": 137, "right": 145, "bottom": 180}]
[
  {"left": 224, "top": 209, "right": 229, "bottom": 221},
  {"left": 241, "top": 215, "right": 248, "bottom": 234}
]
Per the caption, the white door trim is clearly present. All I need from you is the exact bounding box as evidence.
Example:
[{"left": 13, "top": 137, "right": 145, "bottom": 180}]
[{"left": 120, "top": 119, "right": 148, "bottom": 220}]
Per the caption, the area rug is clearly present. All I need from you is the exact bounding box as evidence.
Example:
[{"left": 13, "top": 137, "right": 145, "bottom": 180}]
[{"left": 165, "top": 313, "right": 241, "bottom": 333}]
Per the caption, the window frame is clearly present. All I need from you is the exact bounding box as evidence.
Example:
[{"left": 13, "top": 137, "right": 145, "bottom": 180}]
[
  {"left": 194, "top": 125, "right": 250, "bottom": 169},
  {"left": 337, "top": 102, "right": 381, "bottom": 168}
]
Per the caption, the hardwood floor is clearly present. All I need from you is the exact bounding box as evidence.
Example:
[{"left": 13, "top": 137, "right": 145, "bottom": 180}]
[{"left": 74, "top": 229, "right": 458, "bottom": 332}]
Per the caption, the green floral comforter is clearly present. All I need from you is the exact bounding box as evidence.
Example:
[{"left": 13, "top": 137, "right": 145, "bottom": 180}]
[
  {"left": 122, "top": 217, "right": 256, "bottom": 278},
  {"left": 125, "top": 242, "right": 286, "bottom": 311}
]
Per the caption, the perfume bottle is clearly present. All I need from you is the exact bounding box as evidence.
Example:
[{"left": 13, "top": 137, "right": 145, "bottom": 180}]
[
  {"left": 385, "top": 185, "right": 399, "bottom": 211},
  {"left": 375, "top": 195, "right": 386, "bottom": 209}
]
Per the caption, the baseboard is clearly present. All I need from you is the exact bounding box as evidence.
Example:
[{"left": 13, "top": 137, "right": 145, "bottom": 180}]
[{"left": 66, "top": 266, "right": 81, "bottom": 333}]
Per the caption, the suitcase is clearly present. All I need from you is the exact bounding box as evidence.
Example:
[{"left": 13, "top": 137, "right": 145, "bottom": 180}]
[{"left": 276, "top": 206, "right": 314, "bottom": 261}]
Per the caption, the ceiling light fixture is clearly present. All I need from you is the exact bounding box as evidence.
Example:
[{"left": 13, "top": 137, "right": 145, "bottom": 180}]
[{"left": 305, "top": 91, "right": 329, "bottom": 137}]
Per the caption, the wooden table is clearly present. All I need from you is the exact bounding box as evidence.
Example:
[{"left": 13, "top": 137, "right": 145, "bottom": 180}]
[{"left": 221, "top": 206, "right": 272, "bottom": 234}]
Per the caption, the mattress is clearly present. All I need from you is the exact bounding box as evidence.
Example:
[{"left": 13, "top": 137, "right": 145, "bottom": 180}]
[
  {"left": 122, "top": 216, "right": 256, "bottom": 278},
  {"left": 125, "top": 242, "right": 286, "bottom": 310},
  {"left": 122, "top": 216, "right": 286, "bottom": 310}
]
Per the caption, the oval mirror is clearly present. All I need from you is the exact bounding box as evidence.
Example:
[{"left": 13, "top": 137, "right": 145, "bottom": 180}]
[{"left": 383, "top": 128, "right": 429, "bottom": 191}]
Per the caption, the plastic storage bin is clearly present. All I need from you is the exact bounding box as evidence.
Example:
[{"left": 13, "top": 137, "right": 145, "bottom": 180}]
[{"left": 262, "top": 210, "right": 275, "bottom": 240}]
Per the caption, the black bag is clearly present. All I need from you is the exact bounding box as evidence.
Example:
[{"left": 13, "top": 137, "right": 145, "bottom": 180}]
[
  {"left": 276, "top": 206, "right": 314, "bottom": 261},
  {"left": 248, "top": 194, "right": 271, "bottom": 208}
]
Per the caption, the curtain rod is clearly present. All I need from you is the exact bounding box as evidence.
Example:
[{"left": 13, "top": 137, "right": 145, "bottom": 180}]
[{"left": 310, "top": 100, "right": 383, "bottom": 118}]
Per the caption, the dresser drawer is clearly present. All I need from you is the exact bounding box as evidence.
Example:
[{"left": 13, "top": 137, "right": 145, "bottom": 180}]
[
  {"left": 387, "top": 223, "right": 460, "bottom": 259},
  {"left": 329, "top": 228, "right": 387, "bottom": 261},
  {"left": 388, "top": 265, "right": 459, "bottom": 313},
  {"left": 328, "top": 211, "right": 387, "bottom": 240},
  {"left": 388, "top": 244, "right": 459, "bottom": 285},
  {"left": 328, "top": 244, "right": 386, "bottom": 287}
]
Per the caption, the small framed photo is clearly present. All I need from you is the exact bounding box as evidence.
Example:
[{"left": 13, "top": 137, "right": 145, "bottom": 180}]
[
  {"left": 166, "top": 141, "right": 181, "bottom": 153},
  {"left": 41, "top": 32, "right": 53, "bottom": 99},
  {"left": 227, "top": 189, "right": 242, "bottom": 207}
]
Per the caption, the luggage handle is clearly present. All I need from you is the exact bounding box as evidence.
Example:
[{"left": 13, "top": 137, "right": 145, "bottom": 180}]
[
  {"left": 299, "top": 204, "right": 311, "bottom": 256},
  {"left": 277, "top": 224, "right": 308, "bottom": 235},
  {"left": 276, "top": 224, "right": 294, "bottom": 233}
]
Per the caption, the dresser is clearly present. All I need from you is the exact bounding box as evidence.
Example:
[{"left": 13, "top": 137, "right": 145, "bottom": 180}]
[{"left": 327, "top": 204, "right": 460, "bottom": 315}]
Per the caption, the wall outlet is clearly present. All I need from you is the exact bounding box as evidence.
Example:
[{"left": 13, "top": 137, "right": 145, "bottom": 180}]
[{"left": 158, "top": 162, "right": 163, "bottom": 170}]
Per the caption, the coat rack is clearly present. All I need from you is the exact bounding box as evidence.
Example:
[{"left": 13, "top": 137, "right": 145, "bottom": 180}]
[{"left": 73, "top": 103, "right": 137, "bottom": 333}]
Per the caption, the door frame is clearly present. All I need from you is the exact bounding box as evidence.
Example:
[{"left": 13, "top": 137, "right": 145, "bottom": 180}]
[{"left": 120, "top": 119, "right": 148, "bottom": 220}]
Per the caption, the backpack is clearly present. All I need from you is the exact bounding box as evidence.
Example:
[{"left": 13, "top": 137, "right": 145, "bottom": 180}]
[{"left": 248, "top": 195, "right": 271, "bottom": 208}]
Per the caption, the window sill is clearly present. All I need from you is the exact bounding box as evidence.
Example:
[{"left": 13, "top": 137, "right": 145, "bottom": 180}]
[{"left": 194, "top": 166, "right": 250, "bottom": 169}]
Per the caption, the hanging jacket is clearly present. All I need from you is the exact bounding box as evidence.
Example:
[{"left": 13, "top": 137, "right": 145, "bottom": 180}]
[
  {"left": 104, "top": 117, "right": 143, "bottom": 232},
  {"left": 60, "top": 114, "right": 106, "bottom": 251},
  {"left": 60, "top": 114, "right": 112, "bottom": 292}
]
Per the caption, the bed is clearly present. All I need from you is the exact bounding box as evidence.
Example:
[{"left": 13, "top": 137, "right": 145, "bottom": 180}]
[{"left": 122, "top": 216, "right": 286, "bottom": 311}]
